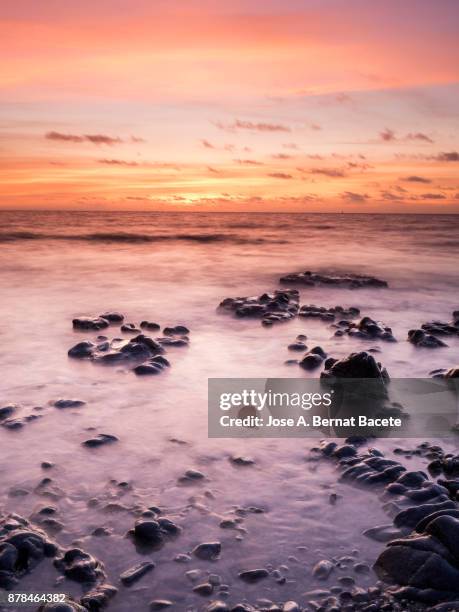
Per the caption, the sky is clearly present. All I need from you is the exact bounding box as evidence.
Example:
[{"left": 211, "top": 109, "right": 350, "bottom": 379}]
[{"left": 1, "top": 0, "right": 458, "bottom": 212}]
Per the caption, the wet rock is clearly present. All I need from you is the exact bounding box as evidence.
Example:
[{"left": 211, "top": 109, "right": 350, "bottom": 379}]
[
  {"left": 39, "top": 602, "right": 87, "bottom": 612},
  {"left": 120, "top": 322, "right": 141, "bottom": 333},
  {"left": 132, "top": 520, "right": 164, "bottom": 545},
  {"left": 41, "top": 461, "right": 54, "bottom": 470},
  {"left": 164, "top": 324, "right": 190, "bottom": 335},
  {"left": 238, "top": 568, "right": 269, "bottom": 582},
  {"left": 100, "top": 311, "right": 124, "bottom": 323},
  {"left": 54, "top": 548, "right": 106, "bottom": 584},
  {"left": 312, "top": 559, "right": 334, "bottom": 580},
  {"left": 157, "top": 336, "right": 189, "bottom": 347},
  {"left": 68, "top": 340, "right": 96, "bottom": 358},
  {"left": 288, "top": 341, "right": 308, "bottom": 352},
  {"left": 206, "top": 602, "right": 230, "bottom": 612},
  {"left": 0, "top": 404, "right": 18, "bottom": 420},
  {"left": 299, "top": 352, "right": 324, "bottom": 370},
  {"left": 133, "top": 364, "right": 163, "bottom": 376},
  {"left": 140, "top": 320, "right": 161, "bottom": 331},
  {"left": 179, "top": 469, "right": 205, "bottom": 483},
  {"left": 53, "top": 399, "right": 86, "bottom": 409},
  {"left": 230, "top": 456, "right": 255, "bottom": 466},
  {"left": 82, "top": 433, "right": 118, "bottom": 448},
  {"left": 321, "top": 351, "right": 389, "bottom": 380},
  {"left": 394, "top": 500, "right": 457, "bottom": 529},
  {"left": 149, "top": 600, "right": 174, "bottom": 610},
  {"left": 80, "top": 583, "right": 117, "bottom": 609},
  {"left": 120, "top": 560, "right": 155, "bottom": 585},
  {"left": 192, "top": 541, "right": 221, "bottom": 561},
  {"left": 282, "top": 603, "right": 300, "bottom": 612},
  {"left": 218, "top": 290, "right": 300, "bottom": 326},
  {"left": 279, "top": 270, "right": 387, "bottom": 289},
  {"left": 72, "top": 316, "right": 110, "bottom": 331},
  {"left": 408, "top": 329, "right": 447, "bottom": 348},
  {"left": 299, "top": 304, "right": 360, "bottom": 321},
  {"left": 363, "top": 525, "right": 407, "bottom": 542},
  {"left": 337, "top": 316, "right": 397, "bottom": 342},
  {"left": 194, "top": 582, "right": 214, "bottom": 595}
]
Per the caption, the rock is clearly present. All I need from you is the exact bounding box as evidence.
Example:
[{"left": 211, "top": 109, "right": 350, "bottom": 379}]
[
  {"left": 321, "top": 351, "right": 389, "bottom": 379},
  {"left": 120, "top": 560, "right": 155, "bottom": 585},
  {"left": 40, "top": 602, "right": 87, "bottom": 611},
  {"left": 82, "top": 434, "right": 118, "bottom": 448},
  {"left": 100, "top": 311, "right": 124, "bottom": 322},
  {"left": 238, "top": 568, "right": 269, "bottom": 582},
  {"left": 206, "top": 602, "right": 229, "bottom": 612},
  {"left": 363, "top": 525, "right": 407, "bottom": 542},
  {"left": 121, "top": 322, "right": 141, "bottom": 333},
  {"left": 54, "top": 548, "right": 106, "bottom": 584},
  {"left": 230, "top": 456, "right": 255, "bottom": 466},
  {"left": 338, "top": 316, "right": 397, "bottom": 342},
  {"left": 425, "top": 515, "right": 459, "bottom": 562},
  {"left": 133, "top": 520, "right": 164, "bottom": 545},
  {"left": 140, "top": 321, "right": 161, "bottom": 331},
  {"left": 312, "top": 559, "right": 334, "bottom": 580},
  {"left": 179, "top": 469, "right": 205, "bottom": 482},
  {"left": 68, "top": 340, "right": 96, "bottom": 358},
  {"left": 299, "top": 304, "right": 360, "bottom": 321},
  {"left": 0, "top": 404, "right": 18, "bottom": 420},
  {"left": 133, "top": 364, "right": 162, "bottom": 376},
  {"left": 72, "top": 316, "right": 109, "bottom": 330},
  {"left": 193, "top": 582, "right": 214, "bottom": 595},
  {"left": 164, "top": 325, "right": 190, "bottom": 335},
  {"left": 299, "top": 353, "right": 324, "bottom": 370},
  {"left": 149, "top": 601, "right": 174, "bottom": 610},
  {"left": 394, "top": 500, "right": 456, "bottom": 529},
  {"left": 408, "top": 329, "right": 447, "bottom": 348},
  {"left": 53, "top": 399, "right": 86, "bottom": 409},
  {"left": 80, "top": 583, "right": 117, "bottom": 609},
  {"left": 288, "top": 341, "right": 308, "bottom": 351},
  {"left": 192, "top": 542, "right": 221, "bottom": 561},
  {"left": 279, "top": 270, "right": 387, "bottom": 288},
  {"left": 218, "top": 290, "right": 300, "bottom": 326},
  {"left": 41, "top": 461, "right": 54, "bottom": 470},
  {"left": 282, "top": 603, "right": 300, "bottom": 612}
]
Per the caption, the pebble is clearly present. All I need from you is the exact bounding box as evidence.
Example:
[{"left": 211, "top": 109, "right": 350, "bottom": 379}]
[{"left": 120, "top": 561, "right": 155, "bottom": 585}]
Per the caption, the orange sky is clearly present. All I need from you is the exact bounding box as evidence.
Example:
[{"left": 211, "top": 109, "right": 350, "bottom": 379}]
[{"left": 1, "top": 0, "right": 458, "bottom": 212}]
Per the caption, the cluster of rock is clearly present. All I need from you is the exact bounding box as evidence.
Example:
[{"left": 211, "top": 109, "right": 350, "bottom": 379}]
[
  {"left": 0, "top": 512, "right": 116, "bottom": 609},
  {"left": 279, "top": 270, "right": 388, "bottom": 289},
  {"left": 69, "top": 313, "right": 189, "bottom": 376},
  {"left": 218, "top": 290, "right": 300, "bottom": 326},
  {"left": 0, "top": 403, "right": 43, "bottom": 430},
  {"left": 315, "top": 433, "right": 459, "bottom": 608},
  {"left": 299, "top": 304, "right": 360, "bottom": 321},
  {"left": 320, "top": 351, "right": 390, "bottom": 381},
  {"left": 408, "top": 329, "right": 448, "bottom": 348},
  {"left": 334, "top": 317, "right": 397, "bottom": 342},
  {"left": 420, "top": 310, "right": 459, "bottom": 338}
]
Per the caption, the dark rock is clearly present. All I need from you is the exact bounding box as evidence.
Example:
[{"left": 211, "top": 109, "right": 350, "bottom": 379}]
[
  {"left": 238, "top": 568, "right": 269, "bottom": 582},
  {"left": 120, "top": 323, "right": 141, "bottom": 333},
  {"left": 299, "top": 352, "right": 324, "bottom": 370},
  {"left": 288, "top": 342, "right": 307, "bottom": 352},
  {"left": 149, "top": 601, "right": 173, "bottom": 611},
  {"left": 140, "top": 320, "right": 161, "bottom": 331},
  {"left": 192, "top": 542, "right": 221, "bottom": 561},
  {"left": 218, "top": 290, "right": 300, "bottom": 326},
  {"left": 321, "top": 351, "right": 389, "bottom": 379},
  {"left": 312, "top": 559, "right": 334, "bottom": 580},
  {"left": 68, "top": 340, "right": 96, "bottom": 359},
  {"left": 120, "top": 560, "right": 155, "bottom": 585},
  {"left": 280, "top": 270, "right": 387, "bottom": 288},
  {"left": 133, "top": 364, "right": 162, "bottom": 376},
  {"left": 72, "top": 316, "right": 109, "bottom": 331},
  {"left": 394, "top": 501, "right": 457, "bottom": 529},
  {"left": 53, "top": 399, "right": 86, "bottom": 409},
  {"left": 0, "top": 404, "right": 18, "bottom": 420},
  {"left": 82, "top": 434, "right": 118, "bottom": 448},
  {"left": 54, "top": 548, "right": 105, "bottom": 584},
  {"left": 299, "top": 304, "right": 360, "bottom": 321},
  {"left": 408, "top": 329, "right": 447, "bottom": 348},
  {"left": 100, "top": 311, "right": 124, "bottom": 323},
  {"left": 193, "top": 582, "right": 214, "bottom": 595},
  {"left": 133, "top": 520, "right": 164, "bottom": 545},
  {"left": 230, "top": 456, "right": 255, "bottom": 466}
]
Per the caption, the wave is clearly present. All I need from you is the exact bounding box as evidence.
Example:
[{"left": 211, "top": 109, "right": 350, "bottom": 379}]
[{"left": 0, "top": 231, "right": 285, "bottom": 245}]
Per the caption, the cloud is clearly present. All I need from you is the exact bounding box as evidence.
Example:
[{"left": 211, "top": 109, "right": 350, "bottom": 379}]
[
  {"left": 341, "top": 191, "right": 368, "bottom": 203},
  {"left": 283, "top": 143, "right": 299, "bottom": 150},
  {"left": 379, "top": 130, "right": 434, "bottom": 144},
  {"left": 234, "top": 159, "right": 264, "bottom": 165},
  {"left": 433, "top": 151, "right": 459, "bottom": 162},
  {"left": 207, "top": 166, "right": 220, "bottom": 174},
  {"left": 406, "top": 132, "right": 434, "bottom": 144},
  {"left": 401, "top": 175, "right": 432, "bottom": 184},
  {"left": 310, "top": 167, "right": 347, "bottom": 178},
  {"left": 215, "top": 119, "right": 291, "bottom": 133},
  {"left": 268, "top": 172, "right": 293, "bottom": 179},
  {"left": 380, "top": 128, "right": 396, "bottom": 142},
  {"left": 130, "top": 136, "right": 146, "bottom": 143},
  {"left": 335, "top": 93, "right": 352, "bottom": 103},
  {"left": 310, "top": 123, "right": 322, "bottom": 131},
  {"left": 98, "top": 158, "right": 139, "bottom": 166},
  {"left": 380, "top": 190, "right": 402, "bottom": 201},
  {"left": 272, "top": 153, "right": 293, "bottom": 160},
  {"left": 420, "top": 192, "right": 446, "bottom": 200},
  {"left": 201, "top": 139, "right": 215, "bottom": 149},
  {"left": 46, "top": 131, "right": 123, "bottom": 145}
]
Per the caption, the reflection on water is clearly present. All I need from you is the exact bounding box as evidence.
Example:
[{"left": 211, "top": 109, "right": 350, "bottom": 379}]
[{"left": 0, "top": 211, "right": 458, "bottom": 609}]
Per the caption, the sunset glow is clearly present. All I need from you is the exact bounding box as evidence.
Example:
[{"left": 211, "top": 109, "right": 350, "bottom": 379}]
[{"left": 1, "top": 0, "right": 458, "bottom": 211}]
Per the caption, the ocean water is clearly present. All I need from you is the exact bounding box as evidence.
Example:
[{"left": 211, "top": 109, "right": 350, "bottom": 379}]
[{"left": 0, "top": 211, "right": 458, "bottom": 610}]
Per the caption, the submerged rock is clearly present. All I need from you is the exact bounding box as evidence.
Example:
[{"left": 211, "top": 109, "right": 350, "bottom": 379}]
[
  {"left": 238, "top": 568, "right": 269, "bottom": 582},
  {"left": 72, "top": 316, "right": 109, "bottom": 331},
  {"left": 408, "top": 329, "right": 448, "bottom": 348},
  {"left": 120, "top": 560, "right": 155, "bottom": 585},
  {"left": 53, "top": 399, "right": 86, "bottom": 409},
  {"left": 82, "top": 434, "right": 118, "bottom": 448},
  {"left": 279, "top": 270, "right": 388, "bottom": 289},
  {"left": 218, "top": 290, "right": 300, "bottom": 326},
  {"left": 299, "top": 304, "right": 360, "bottom": 321},
  {"left": 192, "top": 541, "right": 221, "bottom": 561},
  {"left": 336, "top": 316, "right": 397, "bottom": 342}
]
